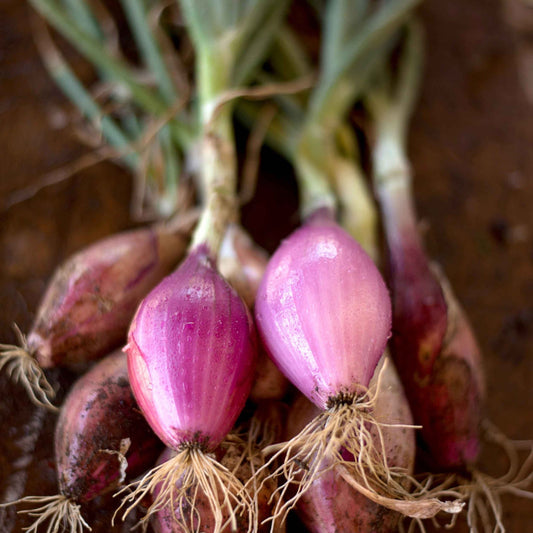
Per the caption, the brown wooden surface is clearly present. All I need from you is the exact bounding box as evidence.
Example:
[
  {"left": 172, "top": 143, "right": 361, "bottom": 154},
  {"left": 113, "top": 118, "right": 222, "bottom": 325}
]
[{"left": 1, "top": 1, "right": 532, "bottom": 532}]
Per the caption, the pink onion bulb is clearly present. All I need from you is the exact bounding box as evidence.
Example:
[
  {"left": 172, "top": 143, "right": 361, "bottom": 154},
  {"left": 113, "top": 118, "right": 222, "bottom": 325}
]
[
  {"left": 126, "top": 244, "right": 256, "bottom": 451},
  {"left": 118, "top": 244, "right": 257, "bottom": 532},
  {"left": 249, "top": 211, "right": 459, "bottom": 523},
  {"left": 255, "top": 210, "right": 391, "bottom": 409}
]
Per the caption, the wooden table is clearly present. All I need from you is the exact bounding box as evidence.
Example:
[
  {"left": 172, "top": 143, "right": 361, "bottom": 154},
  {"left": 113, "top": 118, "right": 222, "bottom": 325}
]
[{"left": 1, "top": 1, "right": 532, "bottom": 531}]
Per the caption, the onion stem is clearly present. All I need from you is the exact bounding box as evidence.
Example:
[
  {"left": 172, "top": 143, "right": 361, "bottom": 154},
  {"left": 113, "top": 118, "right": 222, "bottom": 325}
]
[
  {"left": 32, "top": 15, "right": 138, "bottom": 170},
  {"left": 308, "top": 0, "right": 422, "bottom": 131},
  {"left": 29, "top": 0, "right": 195, "bottom": 148},
  {"left": 120, "top": 0, "right": 177, "bottom": 104},
  {"left": 60, "top": 0, "right": 103, "bottom": 41},
  {"left": 366, "top": 20, "right": 424, "bottom": 241},
  {"left": 183, "top": 0, "right": 290, "bottom": 256}
]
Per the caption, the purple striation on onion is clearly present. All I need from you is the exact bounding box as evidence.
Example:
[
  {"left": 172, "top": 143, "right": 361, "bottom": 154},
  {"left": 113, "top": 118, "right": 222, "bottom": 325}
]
[{"left": 117, "top": 244, "right": 257, "bottom": 533}]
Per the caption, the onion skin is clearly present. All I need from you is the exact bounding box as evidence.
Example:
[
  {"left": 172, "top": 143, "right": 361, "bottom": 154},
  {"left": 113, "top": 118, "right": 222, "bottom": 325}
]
[
  {"left": 255, "top": 209, "right": 392, "bottom": 408},
  {"left": 126, "top": 244, "right": 256, "bottom": 451},
  {"left": 378, "top": 180, "right": 485, "bottom": 469},
  {"left": 288, "top": 355, "right": 415, "bottom": 533},
  {"left": 219, "top": 224, "right": 288, "bottom": 402},
  {"left": 28, "top": 224, "right": 189, "bottom": 369},
  {"left": 55, "top": 350, "right": 162, "bottom": 504}
]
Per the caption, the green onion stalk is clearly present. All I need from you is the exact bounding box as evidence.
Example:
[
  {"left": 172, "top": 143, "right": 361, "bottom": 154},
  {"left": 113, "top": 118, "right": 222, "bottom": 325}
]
[
  {"left": 177, "top": 0, "right": 290, "bottom": 257},
  {"left": 29, "top": 0, "right": 197, "bottom": 219},
  {"left": 240, "top": 0, "right": 423, "bottom": 263},
  {"left": 29, "top": 0, "right": 289, "bottom": 237}
]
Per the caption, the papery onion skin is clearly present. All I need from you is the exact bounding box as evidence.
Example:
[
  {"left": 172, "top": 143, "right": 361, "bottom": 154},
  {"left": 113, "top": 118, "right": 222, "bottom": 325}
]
[
  {"left": 29, "top": 224, "right": 189, "bottom": 369},
  {"left": 255, "top": 210, "right": 392, "bottom": 409},
  {"left": 55, "top": 350, "right": 162, "bottom": 504},
  {"left": 126, "top": 244, "right": 256, "bottom": 451}
]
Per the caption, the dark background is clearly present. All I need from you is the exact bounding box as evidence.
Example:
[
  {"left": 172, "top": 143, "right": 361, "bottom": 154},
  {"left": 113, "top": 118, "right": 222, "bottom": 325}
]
[{"left": 1, "top": 0, "right": 532, "bottom": 531}]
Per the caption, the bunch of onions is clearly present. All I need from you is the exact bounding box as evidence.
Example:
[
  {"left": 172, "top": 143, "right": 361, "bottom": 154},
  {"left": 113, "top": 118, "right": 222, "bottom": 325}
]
[{"left": 10, "top": 0, "right": 528, "bottom": 531}]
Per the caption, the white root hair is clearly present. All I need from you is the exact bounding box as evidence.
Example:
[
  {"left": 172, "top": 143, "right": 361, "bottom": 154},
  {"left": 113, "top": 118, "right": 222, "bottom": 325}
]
[
  {"left": 114, "top": 445, "right": 257, "bottom": 533},
  {"left": 253, "top": 389, "right": 418, "bottom": 527},
  {"left": 0, "top": 494, "right": 90, "bottom": 533},
  {"left": 457, "top": 420, "right": 533, "bottom": 533},
  {"left": 0, "top": 324, "right": 57, "bottom": 411},
  {"left": 252, "top": 376, "right": 465, "bottom": 529}
]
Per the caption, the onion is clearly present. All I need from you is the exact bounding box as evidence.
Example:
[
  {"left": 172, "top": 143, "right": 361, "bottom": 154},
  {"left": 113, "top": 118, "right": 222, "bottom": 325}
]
[
  {"left": 117, "top": 244, "right": 257, "bottom": 532},
  {"left": 378, "top": 178, "right": 485, "bottom": 469},
  {"left": 0, "top": 219, "right": 191, "bottom": 409},
  {"left": 0, "top": 350, "right": 162, "bottom": 533},
  {"left": 366, "top": 21, "right": 533, "bottom": 529},
  {"left": 256, "top": 209, "right": 391, "bottom": 407},
  {"left": 253, "top": 208, "right": 400, "bottom": 519}
]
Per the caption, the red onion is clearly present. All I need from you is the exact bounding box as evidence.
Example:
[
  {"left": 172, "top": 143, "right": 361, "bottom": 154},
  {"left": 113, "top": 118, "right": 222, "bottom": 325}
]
[
  {"left": 373, "top": 153, "right": 532, "bottom": 531},
  {"left": 253, "top": 208, "right": 400, "bottom": 519},
  {"left": 364, "top": 23, "right": 533, "bottom": 525},
  {"left": 255, "top": 209, "right": 391, "bottom": 408},
  {"left": 253, "top": 209, "right": 462, "bottom": 522},
  {"left": 0, "top": 220, "right": 190, "bottom": 409},
  {"left": 117, "top": 244, "right": 257, "bottom": 532},
  {"left": 0, "top": 350, "right": 162, "bottom": 533},
  {"left": 377, "top": 176, "right": 486, "bottom": 470}
]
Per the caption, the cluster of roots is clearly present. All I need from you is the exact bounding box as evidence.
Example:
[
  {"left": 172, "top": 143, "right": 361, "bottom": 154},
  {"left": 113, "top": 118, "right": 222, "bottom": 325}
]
[
  {"left": 252, "top": 389, "right": 463, "bottom": 527},
  {"left": 114, "top": 445, "right": 256, "bottom": 533},
  {"left": 0, "top": 324, "right": 56, "bottom": 410},
  {"left": 0, "top": 495, "right": 89, "bottom": 533}
]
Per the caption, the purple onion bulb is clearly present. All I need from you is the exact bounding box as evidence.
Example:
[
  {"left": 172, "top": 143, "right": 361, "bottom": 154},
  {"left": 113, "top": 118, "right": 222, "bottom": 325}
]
[
  {"left": 255, "top": 210, "right": 392, "bottom": 409},
  {"left": 126, "top": 244, "right": 256, "bottom": 451}
]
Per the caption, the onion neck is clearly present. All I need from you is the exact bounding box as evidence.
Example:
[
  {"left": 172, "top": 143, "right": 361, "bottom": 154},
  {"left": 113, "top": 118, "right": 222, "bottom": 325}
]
[
  {"left": 189, "top": 41, "right": 238, "bottom": 257},
  {"left": 190, "top": 104, "right": 237, "bottom": 257},
  {"left": 372, "top": 124, "right": 425, "bottom": 270}
]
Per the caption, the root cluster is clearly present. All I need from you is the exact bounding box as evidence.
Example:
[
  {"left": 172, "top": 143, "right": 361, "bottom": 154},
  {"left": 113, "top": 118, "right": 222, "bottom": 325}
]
[
  {"left": 0, "top": 494, "right": 90, "bottom": 533},
  {"left": 114, "top": 445, "right": 256, "bottom": 533},
  {"left": 0, "top": 325, "right": 57, "bottom": 410}
]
